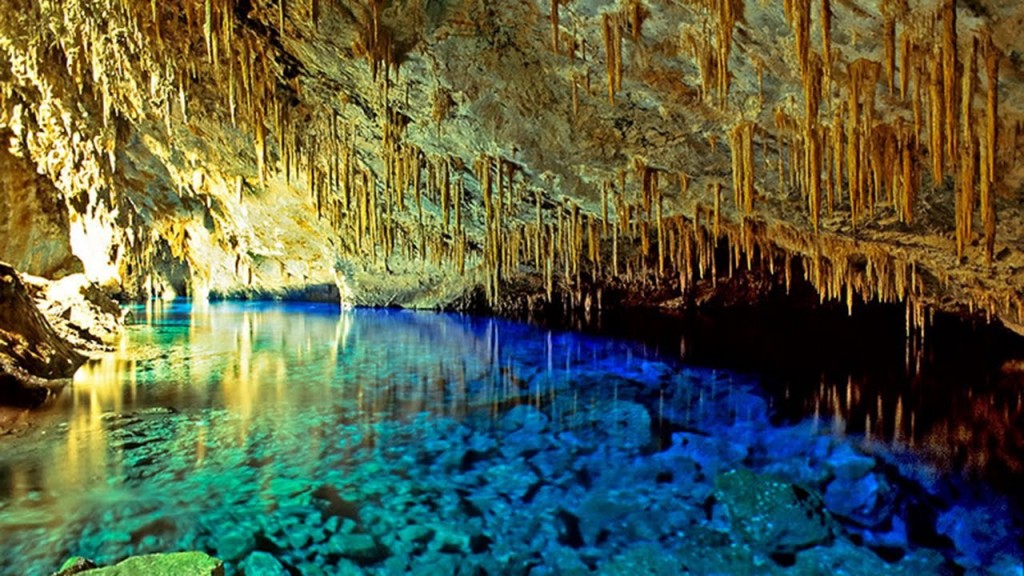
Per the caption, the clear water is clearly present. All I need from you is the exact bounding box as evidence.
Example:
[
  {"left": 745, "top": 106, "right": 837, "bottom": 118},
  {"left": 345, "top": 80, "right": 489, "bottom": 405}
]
[{"left": 0, "top": 301, "right": 1021, "bottom": 575}]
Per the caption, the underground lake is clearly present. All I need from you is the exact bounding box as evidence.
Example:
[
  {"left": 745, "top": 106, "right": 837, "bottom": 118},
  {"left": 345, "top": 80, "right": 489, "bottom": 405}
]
[{"left": 0, "top": 300, "right": 1021, "bottom": 575}]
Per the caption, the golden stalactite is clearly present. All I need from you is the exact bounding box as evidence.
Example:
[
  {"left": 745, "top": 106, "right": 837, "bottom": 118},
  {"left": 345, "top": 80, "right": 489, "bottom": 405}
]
[
  {"left": 983, "top": 33, "right": 999, "bottom": 184},
  {"left": 551, "top": 0, "right": 560, "bottom": 54},
  {"left": 961, "top": 36, "right": 977, "bottom": 152},
  {"left": 787, "top": 0, "right": 812, "bottom": 82},
  {"left": 571, "top": 76, "right": 580, "bottom": 118},
  {"left": 883, "top": 14, "right": 896, "bottom": 96},
  {"left": 981, "top": 33, "right": 1000, "bottom": 263},
  {"left": 927, "top": 48, "right": 945, "bottom": 186},
  {"left": 824, "top": 125, "right": 835, "bottom": 215},
  {"left": 684, "top": 26, "right": 716, "bottom": 104},
  {"left": 821, "top": 0, "right": 832, "bottom": 78},
  {"left": 979, "top": 135, "right": 994, "bottom": 264},
  {"left": 804, "top": 52, "right": 824, "bottom": 126},
  {"left": 682, "top": 0, "right": 742, "bottom": 107},
  {"left": 602, "top": 180, "right": 610, "bottom": 235},
  {"left": 630, "top": 0, "right": 646, "bottom": 41},
  {"left": 956, "top": 130, "right": 976, "bottom": 261},
  {"left": 602, "top": 12, "right": 624, "bottom": 105},
  {"left": 899, "top": 127, "right": 916, "bottom": 224},
  {"left": 941, "top": 0, "right": 958, "bottom": 168},
  {"left": 808, "top": 123, "right": 822, "bottom": 232},
  {"left": 353, "top": 0, "right": 395, "bottom": 84},
  {"left": 729, "top": 122, "right": 755, "bottom": 214},
  {"left": 712, "top": 181, "right": 722, "bottom": 238},
  {"left": 899, "top": 30, "right": 912, "bottom": 101}
]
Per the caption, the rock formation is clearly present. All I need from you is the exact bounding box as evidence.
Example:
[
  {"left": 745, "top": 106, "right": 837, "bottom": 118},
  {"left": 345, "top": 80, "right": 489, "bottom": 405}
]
[
  {"left": 0, "top": 261, "right": 85, "bottom": 402},
  {"left": 1, "top": 0, "right": 1023, "bottom": 327},
  {"left": 0, "top": 261, "right": 121, "bottom": 401}
]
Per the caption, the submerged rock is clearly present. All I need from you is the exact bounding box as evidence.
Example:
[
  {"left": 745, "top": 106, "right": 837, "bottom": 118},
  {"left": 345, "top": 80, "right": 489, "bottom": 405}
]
[
  {"left": 73, "top": 552, "right": 223, "bottom": 576},
  {"left": 823, "top": 472, "right": 895, "bottom": 528},
  {"left": 937, "top": 504, "right": 1024, "bottom": 570},
  {"left": 325, "top": 533, "right": 389, "bottom": 565},
  {"left": 52, "top": 556, "right": 97, "bottom": 576},
  {"left": 714, "top": 468, "right": 833, "bottom": 555},
  {"left": 238, "top": 551, "right": 288, "bottom": 576}
]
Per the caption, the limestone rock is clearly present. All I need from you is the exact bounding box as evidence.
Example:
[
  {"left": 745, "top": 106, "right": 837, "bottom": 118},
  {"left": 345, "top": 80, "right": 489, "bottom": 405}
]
[
  {"left": 0, "top": 261, "right": 85, "bottom": 403},
  {"left": 714, "top": 468, "right": 832, "bottom": 555},
  {"left": 76, "top": 552, "right": 223, "bottom": 576},
  {"left": 823, "top": 472, "right": 895, "bottom": 528},
  {"left": 325, "top": 533, "right": 389, "bottom": 565},
  {"left": 238, "top": 551, "right": 288, "bottom": 576}
]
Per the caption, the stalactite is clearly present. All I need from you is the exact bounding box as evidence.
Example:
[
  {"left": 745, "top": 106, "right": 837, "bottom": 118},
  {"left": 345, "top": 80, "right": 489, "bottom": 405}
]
[
  {"left": 981, "top": 34, "right": 999, "bottom": 263},
  {"left": 928, "top": 50, "right": 944, "bottom": 185},
  {"left": 984, "top": 34, "right": 999, "bottom": 184},
  {"left": 822, "top": 0, "right": 832, "bottom": 77},
  {"left": 551, "top": 0, "right": 560, "bottom": 53},
  {"left": 254, "top": 115, "right": 267, "bottom": 189},
  {"left": 809, "top": 125, "right": 822, "bottom": 232},
  {"left": 729, "top": 122, "right": 755, "bottom": 214},
  {"left": 441, "top": 159, "right": 450, "bottom": 232},
  {"left": 712, "top": 182, "right": 721, "bottom": 238},
  {"left": 535, "top": 191, "right": 543, "bottom": 269},
  {"left": 900, "top": 130, "right": 915, "bottom": 223},
  {"left": 602, "top": 181, "right": 610, "bottom": 235},
  {"left": 791, "top": 0, "right": 811, "bottom": 81},
  {"left": 899, "top": 31, "right": 912, "bottom": 100},
  {"left": 571, "top": 76, "right": 579, "bottom": 117},
  {"left": 657, "top": 185, "right": 665, "bottom": 275},
  {"left": 941, "top": 0, "right": 958, "bottom": 167},
  {"left": 204, "top": 0, "right": 214, "bottom": 62},
  {"left": 884, "top": 15, "right": 896, "bottom": 95},
  {"left": 980, "top": 135, "right": 994, "bottom": 264},
  {"left": 602, "top": 13, "right": 623, "bottom": 105},
  {"left": 824, "top": 125, "right": 835, "bottom": 214}
]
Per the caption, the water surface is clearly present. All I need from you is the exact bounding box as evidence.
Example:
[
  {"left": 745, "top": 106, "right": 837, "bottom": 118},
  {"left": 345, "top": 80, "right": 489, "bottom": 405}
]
[{"left": 0, "top": 301, "right": 1020, "bottom": 575}]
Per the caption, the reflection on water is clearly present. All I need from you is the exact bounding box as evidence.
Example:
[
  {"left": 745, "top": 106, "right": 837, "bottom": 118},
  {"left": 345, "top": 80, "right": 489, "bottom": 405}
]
[
  {"left": 6, "top": 301, "right": 726, "bottom": 574},
  {"left": 550, "top": 305, "right": 1024, "bottom": 493},
  {"left": 0, "top": 301, "right": 1022, "bottom": 574}
]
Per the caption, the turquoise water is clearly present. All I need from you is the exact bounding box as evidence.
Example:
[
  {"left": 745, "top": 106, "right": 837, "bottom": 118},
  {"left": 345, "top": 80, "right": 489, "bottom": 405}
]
[{"left": 0, "top": 301, "right": 1020, "bottom": 575}]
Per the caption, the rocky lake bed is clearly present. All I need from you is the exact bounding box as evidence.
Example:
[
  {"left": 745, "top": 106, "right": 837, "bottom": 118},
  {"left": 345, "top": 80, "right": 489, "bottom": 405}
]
[{"left": 0, "top": 305, "right": 1020, "bottom": 575}]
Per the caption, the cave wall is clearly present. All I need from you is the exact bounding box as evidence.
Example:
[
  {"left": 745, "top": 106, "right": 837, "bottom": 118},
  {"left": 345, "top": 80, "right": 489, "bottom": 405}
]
[
  {"left": 1, "top": 0, "right": 1024, "bottom": 320},
  {"left": 0, "top": 144, "right": 81, "bottom": 278}
]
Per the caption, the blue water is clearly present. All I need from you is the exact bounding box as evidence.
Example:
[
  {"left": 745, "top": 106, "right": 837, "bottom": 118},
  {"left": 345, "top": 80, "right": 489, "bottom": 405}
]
[{"left": 0, "top": 301, "right": 1020, "bottom": 575}]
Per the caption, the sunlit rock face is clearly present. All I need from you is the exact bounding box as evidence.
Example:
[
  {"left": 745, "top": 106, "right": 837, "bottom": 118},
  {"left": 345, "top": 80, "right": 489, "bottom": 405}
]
[
  {"left": 0, "top": 146, "right": 81, "bottom": 278},
  {"left": 1, "top": 0, "right": 1024, "bottom": 316}
]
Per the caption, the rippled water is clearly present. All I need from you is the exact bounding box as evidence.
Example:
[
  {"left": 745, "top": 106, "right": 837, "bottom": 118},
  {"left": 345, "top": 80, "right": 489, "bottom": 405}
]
[{"left": 0, "top": 301, "right": 1020, "bottom": 575}]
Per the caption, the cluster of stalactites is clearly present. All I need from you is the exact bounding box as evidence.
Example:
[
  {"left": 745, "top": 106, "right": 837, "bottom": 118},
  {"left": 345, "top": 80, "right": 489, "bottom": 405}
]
[
  {"left": 679, "top": 0, "right": 744, "bottom": 107},
  {"left": 767, "top": 0, "right": 1002, "bottom": 263}
]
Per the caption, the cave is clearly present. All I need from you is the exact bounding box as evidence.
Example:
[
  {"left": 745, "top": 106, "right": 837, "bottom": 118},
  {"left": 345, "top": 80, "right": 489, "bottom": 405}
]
[{"left": 1, "top": 0, "right": 1023, "bottom": 574}]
